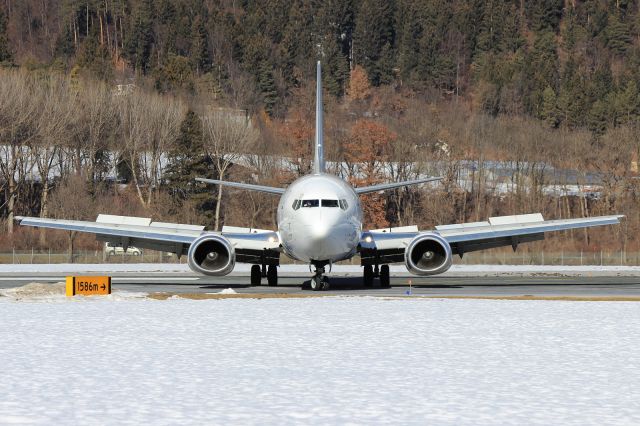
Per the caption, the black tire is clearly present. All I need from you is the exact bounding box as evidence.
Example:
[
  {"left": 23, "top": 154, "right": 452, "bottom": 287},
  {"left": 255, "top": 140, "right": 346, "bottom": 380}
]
[
  {"left": 363, "top": 265, "right": 374, "bottom": 287},
  {"left": 311, "top": 275, "right": 323, "bottom": 291},
  {"left": 267, "top": 265, "right": 278, "bottom": 286},
  {"left": 380, "top": 264, "right": 390, "bottom": 288},
  {"left": 322, "top": 277, "right": 330, "bottom": 291},
  {"left": 251, "top": 265, "right": 262, "bottom": 286}
]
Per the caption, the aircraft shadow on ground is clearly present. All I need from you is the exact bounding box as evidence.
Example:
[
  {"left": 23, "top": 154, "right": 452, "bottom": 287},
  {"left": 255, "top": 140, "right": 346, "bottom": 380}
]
[{"left": 199, "top": 276, "right": 463, "bottom": 291}]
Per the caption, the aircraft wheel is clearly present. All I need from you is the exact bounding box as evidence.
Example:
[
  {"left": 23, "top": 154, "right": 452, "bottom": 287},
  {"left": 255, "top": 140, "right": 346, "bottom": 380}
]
[
  {"left": 311, "top": 275, "right": 324, "bottom": 291},
  {"left": 363, "top": 265, "right": 374, "bottom": 287},
  {"left": 267, "top": 265, "right": 278, "bottom": 286},
  {"left": 380, "top": 265, "right": 390, "bottom": 288},
  {"left": 322, "top": 276, "right": 330, "bottom": 291},
  {"left": 251, "top": 265, "right": 262, "bottom": 286}
]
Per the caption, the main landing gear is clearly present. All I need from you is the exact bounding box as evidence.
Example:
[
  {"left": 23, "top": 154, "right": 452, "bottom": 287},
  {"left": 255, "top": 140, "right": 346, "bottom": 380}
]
[
  {"left": 251, "top": 264, "right": 278, "bottom": 287},
  {"left": 310, "top": 266, "right": 330, "bottom": 291},
  {"left": 363, "top": 264, "right": 390, "bottom": 288}
]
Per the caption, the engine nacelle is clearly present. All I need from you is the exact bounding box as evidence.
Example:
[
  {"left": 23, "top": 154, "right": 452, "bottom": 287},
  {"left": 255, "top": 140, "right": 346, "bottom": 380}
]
[
  {"left": 405, "top": 233, "right": 452, "bottom": 276},
  {"left": 187, "top": 234, "right": 235, "bottom": 276}
]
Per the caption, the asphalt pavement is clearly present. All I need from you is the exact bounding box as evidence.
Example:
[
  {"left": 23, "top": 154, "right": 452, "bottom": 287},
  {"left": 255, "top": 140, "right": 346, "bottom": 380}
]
[{"left": 1, "top": 271, "right": 640, "bottom": 297}]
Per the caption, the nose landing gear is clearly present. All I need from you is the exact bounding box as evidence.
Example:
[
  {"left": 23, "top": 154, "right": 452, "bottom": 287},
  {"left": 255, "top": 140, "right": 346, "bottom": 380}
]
[{"left": 310, "top": 266, "right": 330, "bottom": 291}]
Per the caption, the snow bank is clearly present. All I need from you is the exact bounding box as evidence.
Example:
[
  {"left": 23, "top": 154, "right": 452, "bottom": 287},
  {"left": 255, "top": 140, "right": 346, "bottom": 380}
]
[
  {"left": 0, "top": 297, "right": 639, "bottom": 425},
  {"left": 0, "top": 282, "right": 147, "bottom": 302}
]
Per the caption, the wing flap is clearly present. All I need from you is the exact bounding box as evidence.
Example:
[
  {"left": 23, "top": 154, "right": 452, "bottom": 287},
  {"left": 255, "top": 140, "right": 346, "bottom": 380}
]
[
  {"left": 16, "top": 216, "right": 280, "bottom": 258},
  {"left": 362, "top": 214, "right": 623, "bottom": 263}
]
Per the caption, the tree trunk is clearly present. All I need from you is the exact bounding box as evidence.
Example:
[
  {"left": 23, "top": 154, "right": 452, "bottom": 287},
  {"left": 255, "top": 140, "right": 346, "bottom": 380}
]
[
  {"left": 39, "top": 178, "right": 50, "bottom": 246},
  {"left": 7, "top": 172, "right": 15, "bottom": 234},
  {"left": 214, "top": 183, "right": 223, "bottom": 231},
  {"left": 68, "top": 231, "right": 76, "bottom": 263}
]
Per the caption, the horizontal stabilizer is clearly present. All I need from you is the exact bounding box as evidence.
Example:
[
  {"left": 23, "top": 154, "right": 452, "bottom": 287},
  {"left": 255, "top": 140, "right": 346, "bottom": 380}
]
[
  {"left": 355, "top": 176, "right": 443, "bottom": 194},
  {"left": 196, "top": 178, "right": 285, "bottom": 195}
]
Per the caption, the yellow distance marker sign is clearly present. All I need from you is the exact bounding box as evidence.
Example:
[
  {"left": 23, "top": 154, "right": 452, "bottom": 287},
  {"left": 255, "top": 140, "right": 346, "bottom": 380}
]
[{"left": 66, "top": 276, "right": 112, "bottom": 296}]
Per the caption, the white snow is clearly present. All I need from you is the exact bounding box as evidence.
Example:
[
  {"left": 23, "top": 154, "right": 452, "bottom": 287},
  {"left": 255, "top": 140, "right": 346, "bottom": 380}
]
[
  {"left": 1, "top": 296, "right": 639, "bottom": 425},
  {"left": 1, "top": 263, "right": 639, "bottom": 276}
]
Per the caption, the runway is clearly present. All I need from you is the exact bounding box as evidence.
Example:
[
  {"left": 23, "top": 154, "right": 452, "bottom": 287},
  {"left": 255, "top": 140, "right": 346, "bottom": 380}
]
[{"left": 1, "top": 271, "right": 640, "bottom": 298}]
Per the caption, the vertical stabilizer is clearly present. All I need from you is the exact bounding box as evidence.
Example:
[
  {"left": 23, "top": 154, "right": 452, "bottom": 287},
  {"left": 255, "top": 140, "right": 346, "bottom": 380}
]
[{"left": 313, "top": 61, "right": 325, "bottom": 174}]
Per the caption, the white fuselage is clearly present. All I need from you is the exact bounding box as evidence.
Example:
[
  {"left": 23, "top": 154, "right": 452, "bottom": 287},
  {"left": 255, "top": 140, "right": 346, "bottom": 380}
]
[{"left": 277, "top": 174, "right": 363, "bottom": 264}]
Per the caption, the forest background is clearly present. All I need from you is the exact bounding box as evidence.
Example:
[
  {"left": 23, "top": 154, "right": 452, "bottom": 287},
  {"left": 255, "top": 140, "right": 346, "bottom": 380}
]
[{"left": 0, "top": 0, "right": 638, "bottom": 258}]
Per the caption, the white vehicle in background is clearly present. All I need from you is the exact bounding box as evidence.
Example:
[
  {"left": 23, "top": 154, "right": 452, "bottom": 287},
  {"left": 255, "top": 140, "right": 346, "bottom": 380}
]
[{"left": 105, "top": 242, "right": 141, "bottom": 256}]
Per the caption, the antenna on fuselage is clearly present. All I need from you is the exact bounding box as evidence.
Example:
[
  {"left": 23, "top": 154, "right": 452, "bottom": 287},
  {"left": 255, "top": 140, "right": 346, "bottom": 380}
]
[{"left": 313, "top": 61, "right": 325, "bottom": 174}]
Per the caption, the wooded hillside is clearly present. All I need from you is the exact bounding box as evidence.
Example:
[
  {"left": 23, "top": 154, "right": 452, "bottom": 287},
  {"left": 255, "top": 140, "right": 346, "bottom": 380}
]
[
  {"left": 0, "top": 1, "right": 638, "bottom": 256},
  {"left": 1, "top": 0, "right": 640, "bottom": 128}
]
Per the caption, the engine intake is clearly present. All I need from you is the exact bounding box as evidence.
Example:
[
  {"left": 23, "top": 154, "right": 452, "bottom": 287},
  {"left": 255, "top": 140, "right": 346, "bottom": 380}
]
[
  {"left": 405, "top": 233, "right": 452, "bottom": 276},
  {"left": 187, "top": 234, "right": 235, "bottom": 276}
]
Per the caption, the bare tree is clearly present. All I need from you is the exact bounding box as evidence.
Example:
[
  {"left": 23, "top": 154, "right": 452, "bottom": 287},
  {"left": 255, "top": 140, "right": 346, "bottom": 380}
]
[
  {"left": 201, "top": 109, "right": 258, "bottom": 230},
  {"left": 33, "top": 74, "right": 77, "bottom": 244},
  {"left": 75, "top": 79, "right": 118, "bottom": 187},
  {"left": 116, "top": 91, "right": 185, "bottom": 208},
  {"left": 48, "top": 174, "right": 95, "bottom": 262},
  {"left": 0, "top": 70, "right": 41, "bottom": 233}
]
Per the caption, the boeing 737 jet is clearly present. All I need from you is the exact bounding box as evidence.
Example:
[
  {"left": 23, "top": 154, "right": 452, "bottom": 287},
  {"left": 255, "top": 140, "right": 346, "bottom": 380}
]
[{"left": 16, "top": 62, "right": 623, "bottom": 290}]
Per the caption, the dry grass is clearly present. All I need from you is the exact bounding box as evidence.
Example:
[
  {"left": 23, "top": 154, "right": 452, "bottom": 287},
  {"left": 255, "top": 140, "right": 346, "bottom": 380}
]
[
  {"left": 421, "top": 295, "right": 640, "bottom": 302},
  {"left": 146, "top": 292, "right": 328, "bottom": 300},
  {"left": 145, "top": 293, "right": 640, "bottom": 302}
]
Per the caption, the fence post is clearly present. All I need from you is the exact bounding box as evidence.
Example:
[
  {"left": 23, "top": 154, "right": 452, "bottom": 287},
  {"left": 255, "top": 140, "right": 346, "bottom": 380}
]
[
  {"left": 561, "top": 250, "right": 564, "bottom": 266},
  {"left": 600, "top": 250, "right": 603, "bottom": 266},
  {"left": 580, "top": 250, "right": 583, "bottom": 266},
  {"left": 542, "top": 251, "right": 544, "bottom": 265},
  {"left": 12, "top": 248, "right": 15, "bottom": 264}
]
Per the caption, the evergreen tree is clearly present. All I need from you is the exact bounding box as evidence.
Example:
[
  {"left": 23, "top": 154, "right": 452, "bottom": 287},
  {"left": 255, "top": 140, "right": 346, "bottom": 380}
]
[
  {"left": 0, "top": 7, "right": 11, "bottom": 62},
  {"left": 526, "top": 0, "right": 564, "bottom": 32},
  {"left": 191, "top": 15, "right": 210, "bottom": 74},
  {"left": 353, "top": 0, "right": 395, "bottom": 86},
  {"left": 587, "top": 100, "right": 608, "bottom": 136},
  {"left": 257, "top": 60, "right": 278, "bottom": 115},
  {"left": 125, "top": 0, "right": 154, "bottom": 73},
  {"left": 541, "top": 85, "right": 560, "bottom": 127},
  {"left": 165, "top": 110, "right": 211, "bottom": 205},
  {"left": 605, "top": 14, "right": 631, "bottom": 55},
  {"left": 525, "top": 31, "right": 559, "bottom": 116}
]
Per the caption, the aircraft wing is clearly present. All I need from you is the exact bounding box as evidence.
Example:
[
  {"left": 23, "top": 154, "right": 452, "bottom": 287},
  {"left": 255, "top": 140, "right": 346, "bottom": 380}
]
[
  {"left": 15, "top": 215, "right": 280, "bottom": 261},
  {"left": 360, "top": 213, "right": 624, "bottom": 264}
]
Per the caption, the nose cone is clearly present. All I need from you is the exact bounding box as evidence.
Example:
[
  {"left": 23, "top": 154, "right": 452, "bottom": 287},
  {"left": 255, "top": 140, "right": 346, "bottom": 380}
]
[
  {"left": 307, "top": 221, "right": 331, "bottom": 242},
  {"left": 298, "top": 211, "right": 357, "bottom": 262}
]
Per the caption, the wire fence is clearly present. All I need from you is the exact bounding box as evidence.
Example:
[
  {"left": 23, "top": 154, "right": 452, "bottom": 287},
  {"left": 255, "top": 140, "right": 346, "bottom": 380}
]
[{"left": 1, "top": 248, "right": 639, "bottom": 266}]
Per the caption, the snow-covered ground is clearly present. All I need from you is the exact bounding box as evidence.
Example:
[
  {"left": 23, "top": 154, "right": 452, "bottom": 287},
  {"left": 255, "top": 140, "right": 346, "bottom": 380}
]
[
  {"left": 1, "top": 292, "right": 639, "bottom": 425},
  {"left": 1, "top": 263, "right": 639, "bottom": 276}
]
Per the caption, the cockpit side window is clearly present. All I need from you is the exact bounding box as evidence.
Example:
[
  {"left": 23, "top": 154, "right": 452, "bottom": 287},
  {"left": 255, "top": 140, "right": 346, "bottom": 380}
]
[
  {"left": 302, "top": 199, "right": 319, "bottom": 207},
  {"left": 321, "top": 199, "right": 339, "bottom": 207},
  {"left": 339, "top": 199, "right": 349, "bottom": 210},
  {"left": 292, "top": 200, "right": 301, "bottom": 210}
]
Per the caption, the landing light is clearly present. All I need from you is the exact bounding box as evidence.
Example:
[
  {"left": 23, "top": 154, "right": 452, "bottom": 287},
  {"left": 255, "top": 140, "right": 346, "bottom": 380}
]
[
  {"left": 268, "top": 236, "right": 276, "bottom": 243},
  {"left": 365, "top": 236, "right": 373, "bottom": 243}
]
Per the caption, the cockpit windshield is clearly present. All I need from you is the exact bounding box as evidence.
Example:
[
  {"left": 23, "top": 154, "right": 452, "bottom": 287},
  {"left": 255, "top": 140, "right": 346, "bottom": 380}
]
[
  {"left": 302, "top": 199, "right": 319, "bottom": 207},
  {"left": 321, "top": 199, "right": 339, "bottom": 207}
]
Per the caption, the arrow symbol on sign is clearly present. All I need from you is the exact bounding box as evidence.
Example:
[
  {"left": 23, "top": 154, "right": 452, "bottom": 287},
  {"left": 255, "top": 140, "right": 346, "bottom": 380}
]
[{"left": 101, "top": 284, "right": 106, "bottom": 290}]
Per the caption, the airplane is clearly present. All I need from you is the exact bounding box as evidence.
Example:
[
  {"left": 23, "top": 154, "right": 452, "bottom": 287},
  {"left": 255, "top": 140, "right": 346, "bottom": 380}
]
[{"left": 16, "top": 62, "right": 624, "bottom": 291}]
